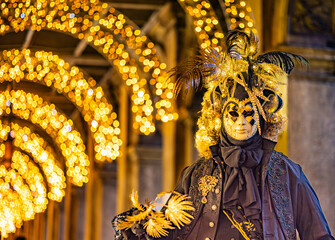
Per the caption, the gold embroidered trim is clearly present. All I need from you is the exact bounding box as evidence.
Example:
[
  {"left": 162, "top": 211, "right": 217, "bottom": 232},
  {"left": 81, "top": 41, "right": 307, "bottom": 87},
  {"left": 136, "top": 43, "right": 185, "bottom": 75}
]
[
  {"left": 198, "top": 175, "right": 218, "bottom": 204},
  {"left": 223, "top": 209, "right": 251, "bottom": 240}
]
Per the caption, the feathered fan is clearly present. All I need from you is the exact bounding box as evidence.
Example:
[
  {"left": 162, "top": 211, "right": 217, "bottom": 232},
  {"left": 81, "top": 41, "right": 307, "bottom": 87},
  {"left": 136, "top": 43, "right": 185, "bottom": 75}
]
[
  {"left": 170, "top": 47, "right": 223, "bottom": 97},
  {"left": 114, "top": 190, "right": 194, "bottom": 238}
]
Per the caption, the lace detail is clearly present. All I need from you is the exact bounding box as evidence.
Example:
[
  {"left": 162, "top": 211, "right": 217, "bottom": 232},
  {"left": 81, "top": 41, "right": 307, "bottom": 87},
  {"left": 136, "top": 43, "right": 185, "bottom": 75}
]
[{"left": 268, "top": 151, "right": 296, "bottom": 239}]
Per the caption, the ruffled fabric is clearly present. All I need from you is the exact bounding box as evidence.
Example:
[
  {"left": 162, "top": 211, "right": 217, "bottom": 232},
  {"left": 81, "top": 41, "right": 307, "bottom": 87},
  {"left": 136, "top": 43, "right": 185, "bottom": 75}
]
[{"left": 219, "top": 129, "right": 263, "bottom": 219}]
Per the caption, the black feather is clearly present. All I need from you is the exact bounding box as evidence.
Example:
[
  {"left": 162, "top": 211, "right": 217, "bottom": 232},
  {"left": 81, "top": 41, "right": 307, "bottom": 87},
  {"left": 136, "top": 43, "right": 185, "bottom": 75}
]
[
  {"left": 225, "top": 30, "right": 258, "bottom": 60},
  {"left": 256, "top": 51, "right": 308, "bottom": 74},
  {"left": 226, "top": 31, "right": 249, "bottom": 59},
  {"left": 170, "top": 48, "right": 222, "bottom": 97}
]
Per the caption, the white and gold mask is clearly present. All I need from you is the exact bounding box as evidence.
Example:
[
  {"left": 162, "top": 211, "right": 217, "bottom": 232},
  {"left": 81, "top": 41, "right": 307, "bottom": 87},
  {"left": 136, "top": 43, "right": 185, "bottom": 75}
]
[
  {"left": 223, "top": 98, "right": 258, "bottom": 141},
  {"left": 172, "top": 31, "right": 307, "bottom": 158}
]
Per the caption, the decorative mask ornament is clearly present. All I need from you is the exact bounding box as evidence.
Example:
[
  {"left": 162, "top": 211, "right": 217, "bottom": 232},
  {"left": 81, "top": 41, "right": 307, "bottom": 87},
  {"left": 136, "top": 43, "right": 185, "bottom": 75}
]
[
  {"left": 171, "top": 30, "right": 308, "bottom": 158},
  {"left": 223, "top": 98, "right": 257, "bottom": 140}
]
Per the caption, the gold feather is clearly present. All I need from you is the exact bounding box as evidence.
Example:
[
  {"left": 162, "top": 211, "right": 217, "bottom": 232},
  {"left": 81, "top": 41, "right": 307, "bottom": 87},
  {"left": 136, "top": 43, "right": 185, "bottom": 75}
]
[
  {"left": 113, "top": 219, "right": 135, "bottom": 231},
  {"left": 130, "top": 190, "right": 145, "bottom": 212},
  {"left": 114, "top": 190, "right": 194, "bottom": 238},
  {"left": 164, "top": 194, "right": 195, "bottom": 229},
  {"left": 253, "top": 62, "right": 287, "bottom": 86},
  {"left": 126, "top": 205, "right": 154, "bottom": 223},
  {"left": 143, "top": 212, "right": 174, "bottom": 238},
  {"left": 144, "top": 219, "right": 168, "bottom": 238}
]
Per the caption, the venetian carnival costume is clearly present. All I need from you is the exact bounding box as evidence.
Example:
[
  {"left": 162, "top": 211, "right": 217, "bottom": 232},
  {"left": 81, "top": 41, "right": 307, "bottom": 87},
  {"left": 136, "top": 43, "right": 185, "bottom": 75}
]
[{"left": 113, "top": 31, "right": 334, "bottom": 240}]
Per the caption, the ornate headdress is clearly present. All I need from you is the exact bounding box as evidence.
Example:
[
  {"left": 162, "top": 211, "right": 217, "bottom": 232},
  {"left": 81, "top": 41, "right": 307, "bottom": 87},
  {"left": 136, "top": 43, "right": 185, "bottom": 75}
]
[{"left": 171, "top": 31, "right": 308, "bottom": 159}]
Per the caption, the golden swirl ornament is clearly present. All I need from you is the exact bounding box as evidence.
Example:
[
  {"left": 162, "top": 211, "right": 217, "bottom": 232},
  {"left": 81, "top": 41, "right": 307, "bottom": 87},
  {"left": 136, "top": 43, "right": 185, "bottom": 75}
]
[{"left": 198, "top": 175, "right": 219, "bottom": 204}]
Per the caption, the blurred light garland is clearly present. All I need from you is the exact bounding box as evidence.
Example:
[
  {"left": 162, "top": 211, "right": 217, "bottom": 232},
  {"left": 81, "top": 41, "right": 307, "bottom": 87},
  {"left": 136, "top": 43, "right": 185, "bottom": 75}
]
[
  {"left": 221, "top": 0, "right": 257, "bottom": 34},
  {"left": 0, "top": 121, "right": 66, "bottom": 202},
  {"left": 0, "top": 150, "right": 47, "bottom": 237},
  {"left": 0, "top": 90, "right": 88, "bottom": 186},
  {"left": 0, "top": 0, "right": 178, "bottom": 135},
  {"left": 0, "top": 49, "right": 121, "bottom": 161},
  {"left": 178, "top": 0, "right": 257, "bottom": 47},
  {"left": 178, "top": 0, "right": 225, "bottom": 49}
]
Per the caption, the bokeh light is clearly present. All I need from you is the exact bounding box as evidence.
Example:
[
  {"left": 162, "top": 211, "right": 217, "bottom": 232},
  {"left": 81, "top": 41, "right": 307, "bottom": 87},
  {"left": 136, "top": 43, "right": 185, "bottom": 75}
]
[
  {"left": 0, "top": 90, "right": 88, "bottom": 186},
  {"left": 0, "top": 0, "right": 178, "bottom": 135},
  {"left": 0, "top": 49, "right": 121, "bottom": 161}
]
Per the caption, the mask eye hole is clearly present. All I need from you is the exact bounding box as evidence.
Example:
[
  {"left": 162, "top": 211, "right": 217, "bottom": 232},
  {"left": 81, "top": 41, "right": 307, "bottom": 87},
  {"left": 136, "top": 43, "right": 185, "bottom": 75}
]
[
  {"left": 243, "top": 110, "right": 254, "bottom": 117},
  {"left": 229, "top": 111, "right": 239, "bottom": 117}
]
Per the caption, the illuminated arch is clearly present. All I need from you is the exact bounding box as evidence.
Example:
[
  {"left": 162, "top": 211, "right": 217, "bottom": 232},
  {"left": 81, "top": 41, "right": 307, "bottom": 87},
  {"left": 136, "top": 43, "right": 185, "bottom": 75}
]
[
  {"left": 178, "top": 0, "right": 257, "bottom": 48},
  {"left": 0, "top": 49, "right": 121, "bottom": 161},
  {"left": 0, "top": 0, "right": 177, "bottom": 134},
  {"left": 0, "top": 150, "right": 47, "bottom": 212},
  {"left": 0, "top": 151, "right": 44, "bottom": 237},
  {"left": 179, "top": 0, "right": 225, "bottom": 49},
  {"left": 0, "top": 121, "right": 66, "bottom": 201},
  {"left": 0, "top": 90, "right": 88, "bottom": 186}
]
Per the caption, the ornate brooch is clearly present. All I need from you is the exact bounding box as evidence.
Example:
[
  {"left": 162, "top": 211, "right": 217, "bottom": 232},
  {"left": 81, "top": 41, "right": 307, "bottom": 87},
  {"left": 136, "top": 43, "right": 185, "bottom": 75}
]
[{"left": 198, "top": 175, "right": 219, "bottom": 204}]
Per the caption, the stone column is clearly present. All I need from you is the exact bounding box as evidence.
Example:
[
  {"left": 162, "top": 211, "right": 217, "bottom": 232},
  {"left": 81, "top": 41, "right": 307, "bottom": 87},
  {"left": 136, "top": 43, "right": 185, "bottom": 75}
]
[
  {"left": 63, "top": 182, "right": 72, "bottom": 240},
  {"left": 175, "top": 108, "right": 194, "bottom": 179},
  {"left": 161, "top": 121, "right": 176, "bottom": 191},
  {"left": 137, "top": 146, "right": 162, "bottom": 202},
  {"left": 46, "top": 200, "right": 55, "bottom": 240},
  {"left": 53, "top": 202, "right": 60, "bottom": 240},
  {"left": 117, "top": 85, "right": 131, "bottom": 213},
  {"left": 100, "top": 167, "right": 117, "bottom": 239},
  {"left": 75, "top": 186, "right": 86, "bottom": 240},
  {"left": 83, "top": 134, "right": 104, "bottom": 240},
  {"left": 288, "top": 49, "right": 335, "bottom": 232},
  {"left": 160, "top": 4, "right": 178, "bottom": 191},
  {"left": 33, "top": 213, "right": 41, "bottom": 240}
]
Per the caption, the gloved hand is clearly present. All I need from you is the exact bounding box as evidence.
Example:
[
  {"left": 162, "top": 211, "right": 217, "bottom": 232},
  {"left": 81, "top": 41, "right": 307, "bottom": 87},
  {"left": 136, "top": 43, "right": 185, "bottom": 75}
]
[{"left": 112, "top": 208, "right": 154, "bottom": 240}]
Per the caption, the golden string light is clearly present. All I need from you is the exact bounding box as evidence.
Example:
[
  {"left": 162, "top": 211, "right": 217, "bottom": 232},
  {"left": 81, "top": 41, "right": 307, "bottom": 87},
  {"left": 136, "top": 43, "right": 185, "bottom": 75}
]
[
  {"left": 0, "top": 90, "right": 89, "bottom": 186},
  {"left": 178, "top": 0, "right": 225, "bottom": 49},
  {"left": 0, "top": 49, "right": 121, "bottom": 161},
  {"left": 178, "top": 0, "right": 257, "bottom": 48},
  {"left": 0, "top": 0, "right": 178, "bottom": 135},
  {"left": 222, "top": 0, "right": 257, "bottom": 34},
  {"left": 0, "top": 150, "right": 47, "bottom": 237},
  {"left": 100, "top": 10, "right": 177, "bottom": 127},
  {"left": 0, "top": 121, "right": 66, "bottom": 202}
]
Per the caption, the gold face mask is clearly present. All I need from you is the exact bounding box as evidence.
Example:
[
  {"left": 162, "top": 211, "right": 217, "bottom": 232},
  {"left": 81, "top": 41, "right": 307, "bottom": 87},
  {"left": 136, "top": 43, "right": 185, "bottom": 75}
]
[{"left": 223, "top": 98, "right": 258, "bottom": 141}]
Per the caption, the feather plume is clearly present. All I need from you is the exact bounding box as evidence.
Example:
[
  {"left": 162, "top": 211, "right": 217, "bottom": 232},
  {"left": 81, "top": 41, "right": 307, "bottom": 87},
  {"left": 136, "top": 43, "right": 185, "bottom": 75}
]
[
  {"left": 130, "top": 190, "right": 145, "bottom": 211},
  {"left": 170, "top": 48, "right": 223, "bottom": 97},
  {"left": 226, "top": 30, "right": 258, "bottom": 60},
  {"left": 143, "top": 212, "right": 174, "bottom": 238},
  {"left": 256, "top": 51, "right": 308, "bottom": 74},
  {"left": 114, "top": 190, "right": 194, "bottom": 238},
  {"left": 113, "top": 219, "right": 135, "bottom": 230},
  {"left": 251, "top": 62, "right": 287, "bottom": 90},
  {"left": 125, "top": 205, "right": 154, "bottom": 223},
  {"left": 164, "top": 194, "right": 195, "bottom": 229}
]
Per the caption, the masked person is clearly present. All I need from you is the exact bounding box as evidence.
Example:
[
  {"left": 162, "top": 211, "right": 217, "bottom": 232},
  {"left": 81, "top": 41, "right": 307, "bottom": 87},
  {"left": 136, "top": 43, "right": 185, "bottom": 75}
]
[{"left": 113, "top": 31, "right": 334, "bottom": 240}]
